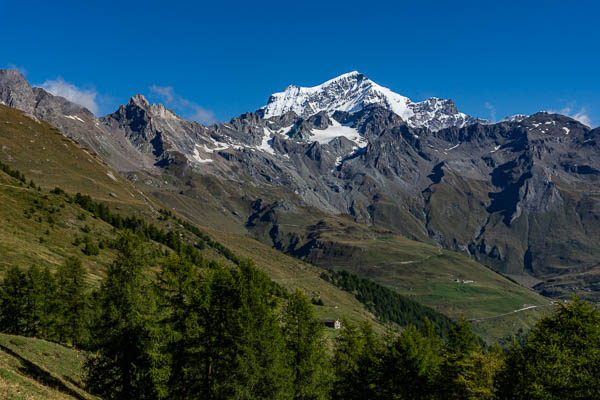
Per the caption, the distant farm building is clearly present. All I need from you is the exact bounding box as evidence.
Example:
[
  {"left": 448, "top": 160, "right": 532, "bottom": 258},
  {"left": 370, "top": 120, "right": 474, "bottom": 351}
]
[
  {"left": 453, "top": 278, "right": 475, "bottom": 284},
  {"left": 321, "top": 319, "right": 341, "bottom": 329}
]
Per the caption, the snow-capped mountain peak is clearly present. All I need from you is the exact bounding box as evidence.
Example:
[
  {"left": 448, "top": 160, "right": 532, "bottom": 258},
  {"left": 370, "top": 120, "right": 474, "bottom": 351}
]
[
  {"left": 260, "top": 72, "right": 488, "bottom": 131},
  {"left": 261, "top": 71, "right": 413, "bottom": 121}
]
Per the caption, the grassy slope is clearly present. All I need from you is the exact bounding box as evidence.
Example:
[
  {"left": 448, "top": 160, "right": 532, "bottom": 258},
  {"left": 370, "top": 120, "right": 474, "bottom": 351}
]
[
  {"left": 0, "top": 172, "right": 117, "bottom": 283},
  {"left": 315, "top": 218, "right": 549, "bottom": 315},
  {"left": 0, "top": 107, "right": 152, "bottom": 210},
  {"left": 244, "top": 211, "right": 551, "bottom": 341},
  {"left": 470, "top": 305, "right": 556, "bottom": 344},
  {"left": 203, "top": 228, "right": 377, "bottom": 327},
  {"left": 0, "top": 333, "right": 95, "bottom": 400}
]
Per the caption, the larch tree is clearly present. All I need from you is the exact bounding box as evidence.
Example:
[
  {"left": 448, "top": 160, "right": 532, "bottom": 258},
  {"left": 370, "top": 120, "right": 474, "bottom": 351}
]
[
  {"left": 84, "top": 230, "right": 159, "bottom": 400},
  {"left": 282, "top": 289, "right": 331, "bottom": 400}
]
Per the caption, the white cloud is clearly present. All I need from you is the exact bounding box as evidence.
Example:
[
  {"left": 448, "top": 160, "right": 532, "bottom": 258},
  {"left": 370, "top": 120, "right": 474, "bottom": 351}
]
[
  {"left": 149, "top": 85, "right": 176, "bottom": 103},
  {"left": 484, "top": 102, "right": 497, "bottom": 122},
  {"left": 552, "top": 103, "right": 593, "bottom": 127},
  {"left": 570, "top": 109, "right": 592, "bottom": 127},
  {"left": 40, "top": 78, "right": 99, "bottom": 115},
  {"left": 149, "top": 85, "right": 215, "bottom": 124}
]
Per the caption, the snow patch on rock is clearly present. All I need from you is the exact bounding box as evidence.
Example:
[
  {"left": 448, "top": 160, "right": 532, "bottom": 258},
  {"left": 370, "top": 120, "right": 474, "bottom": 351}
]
[
  {"left": 257, "top": 128, "right": 275, "bottom": 155},
  {"left": 309, "top": 119, "right": 367, "bottom": 147},
  {"left": 65, "top": 115, "right": 85, "bottom": 123},
  {"left": 192, "top": 146, "right": 213, "bottom": 163}
]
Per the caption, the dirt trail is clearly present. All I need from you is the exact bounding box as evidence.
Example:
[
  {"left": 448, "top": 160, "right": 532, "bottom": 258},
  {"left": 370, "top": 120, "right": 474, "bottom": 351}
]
[
  {"left": 469, "top": 305, "right": 541, "bottom": 323},
  {"left": 0, "top": 183, "right": 29, "bottom": 190},
  {"left": 397, "top": 246, "right": 443, "bottom": 265}
]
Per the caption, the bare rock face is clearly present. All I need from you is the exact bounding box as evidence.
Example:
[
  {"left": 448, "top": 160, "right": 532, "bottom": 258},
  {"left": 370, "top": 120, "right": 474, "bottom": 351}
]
[
  {"left": 2, "top": 68, "right": 600, "bottom": 297},
  {"left": 0, "top": 69, "right": 36, "bottom": 111},
  {"left": 287, "top": 111, "right": 331, "bottom": 141},
  {"left": 100, "top": 94, "right": 210, "bottom": 169},
  {"left": 0, "top": 69, "right": 148, "bottom": 171}
]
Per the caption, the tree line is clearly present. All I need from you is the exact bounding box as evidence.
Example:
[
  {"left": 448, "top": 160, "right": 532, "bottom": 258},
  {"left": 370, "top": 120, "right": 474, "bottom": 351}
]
[
  {"left": 0, "top": 159, "right": 28, "bottom": 185},
  {"left": 321, "top": 269, "right": 454, "bottom": 336},
  {"left": 71, "top": 192, "right": 206, "bottom": 265},
  {"left": 0, "top": 231, "right": 329, "bottom": 399},
  {"left": 0, "top": 258, "right": 87, "bottom": 345},
  {"left": 2, "top": 231, "right": 600, "bottom": 399}
]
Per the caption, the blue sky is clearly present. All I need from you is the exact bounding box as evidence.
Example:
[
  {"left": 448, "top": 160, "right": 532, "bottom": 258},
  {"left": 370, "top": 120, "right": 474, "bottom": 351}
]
[{"left": 3, "top": 0, "right": 599, "bottom": 127}]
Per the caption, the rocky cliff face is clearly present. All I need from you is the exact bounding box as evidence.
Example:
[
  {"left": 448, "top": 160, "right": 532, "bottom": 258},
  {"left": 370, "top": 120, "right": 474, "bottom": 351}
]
[
  {"left": 2, "top": 68, "right": 599, "bottom": 297},
  {"left": 0, "top": 70, "right": 153, "bottom": 171}
]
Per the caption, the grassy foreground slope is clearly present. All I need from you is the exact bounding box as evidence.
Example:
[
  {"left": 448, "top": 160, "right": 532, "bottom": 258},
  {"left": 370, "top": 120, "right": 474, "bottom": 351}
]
[{"left": 0, "top": 333, "right": 95, "bottom": 400}]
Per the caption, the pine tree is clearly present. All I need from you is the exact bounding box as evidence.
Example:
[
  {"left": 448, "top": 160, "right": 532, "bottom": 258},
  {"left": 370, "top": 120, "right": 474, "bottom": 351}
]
[
  {"left": 82, "top": 236, "right": 100, "bottom": 256},
  {"left": 156, "top": 257, "right": 293, "bottom": 399},
  {"left": 41, "top": 267, "right": 58, "bottom": 340},
  {"left": 332, "top": 320, "right": 382, "bottom": 400},
  {"left": 0, "top": 266, "right": 28, "bottom": 334},
  {"left": 84, "top": 230, "right": 159, "bottom": 400},
  {"left": 56, "top": 256, "right": 88, "bottom": 347},
  {"left": 450, "top": 348, "right": 503, "bottom": 400},
  {"left": 24, "top": 265, "right": 50, "bottom": 338},
  {"left": 446, "top": 317, "right": 479, "bottom": 355},
  {"left": 227, "top": 259, "right": 292, "bottom": 400},
  {"left": 155, "top": 262, "right": 244, "bottom": 399},
  {"left": 282, "top": 289, "right": 331, "bottom": 400},
  {"left": 200, "top": 264, "right": 243, "bottom": 399},
  {"left": 154, "top": 254, "right": 206, "bottom": 399},
  {"left": 38, "top": 266, "right": 59, "bottom": 339},
  {"left": 497, "top": 297, "right": 600, "bottom": 399},
  {"left": 376, "top": 324, "right": 443, "bottom": 400},
  {"left": 439, "top": 317, "right": 498, "bottom": 400}
]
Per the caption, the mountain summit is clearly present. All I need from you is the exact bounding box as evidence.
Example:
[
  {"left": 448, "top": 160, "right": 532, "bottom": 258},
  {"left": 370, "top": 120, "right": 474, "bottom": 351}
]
[{"left": 259, "top": 71, "right": 488, "bottom": 131}]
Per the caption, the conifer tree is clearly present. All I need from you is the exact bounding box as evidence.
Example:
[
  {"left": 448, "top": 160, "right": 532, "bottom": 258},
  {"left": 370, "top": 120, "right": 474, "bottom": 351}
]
[
  {"left": 439, "top": 317, "right": 501, "bottom": 400},
  {"left": 23, "top": 265, "right": 53, "bottom": 338},
  {"left": 450, "top": 347, "right": 502, "bottom": 400},
  {"left": 227, "top": 259, "right": 292, "bottom": 400},
  {"left": 156, "top": 257, "right": 293, "bottom": 399},
  {"left": 199, "top": 265, "right": 243, "bottom": 399},
  {"left": 84, "top": 230, "right": 159, "bottom": 400},
  {"left": 0, "top": 266, "right": 28, "bottom": 334},
  {"left": 38, "top": 266, "right": 59, "bottom": 339},
  {"left": 446, "top": 317, "right": 479, "bottom": 355},
  {"left": 332, "top": 320, "right": 382, "bottom": 400},
  {"left": 56, "top": 256, "right": 88, "bottom": 347},
  {"left": 154, "top": 254, "right": 206, "bottom": 399},
  {"left": 377, "top": 324, "right": 443, "bottom": 400},
  {"left": 497, "top": 297, "right": 600, "bottom": 399},
  {"left": 282, "top": 289, "right": 331, "bottom": 400}
]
